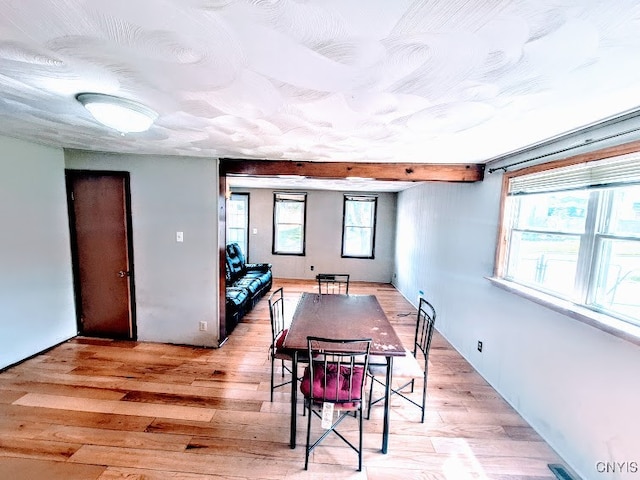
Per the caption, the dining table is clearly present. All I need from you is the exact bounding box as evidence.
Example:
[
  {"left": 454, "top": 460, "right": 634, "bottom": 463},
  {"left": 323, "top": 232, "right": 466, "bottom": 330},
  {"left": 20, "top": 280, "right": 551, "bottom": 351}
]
[{"left": 282, "top": 292, "right": 406, "bottom": 454}]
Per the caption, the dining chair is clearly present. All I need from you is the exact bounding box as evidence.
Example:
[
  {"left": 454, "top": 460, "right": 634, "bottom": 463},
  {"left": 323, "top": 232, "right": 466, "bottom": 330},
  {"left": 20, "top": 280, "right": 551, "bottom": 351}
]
[
  {"left": 268, "top": 287, "right": 295, "bottom": 402},
  {"left": 366, "top": 297, "right": 436, "bottom": 423},
  {"left": 301, "top": 336, "right": 371, "bottom": 471},
  {"left": 316, "top": 273, "right": 350, "bottom": 294}
]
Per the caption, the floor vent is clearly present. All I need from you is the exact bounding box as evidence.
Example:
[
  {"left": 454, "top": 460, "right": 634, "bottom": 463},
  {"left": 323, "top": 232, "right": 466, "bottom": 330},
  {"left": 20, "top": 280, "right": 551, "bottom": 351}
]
[{"left": 548, "top": 464, "right": 580, "bottom": 480}]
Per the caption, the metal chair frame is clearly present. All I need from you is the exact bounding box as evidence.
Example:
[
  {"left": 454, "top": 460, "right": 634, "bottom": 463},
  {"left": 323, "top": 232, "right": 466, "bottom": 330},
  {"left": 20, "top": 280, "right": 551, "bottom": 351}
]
[
  {"left": 367, "top": 297, "right": 436, "bottom": 423},
  {"left": 302, "top": 336, "right": 371, "bottom": 471},
  {"left": 268, "top": 287, "right": 294, "bottom": 401},
  {"left": 316, "top": 273, "right": 350, "bottom": 295}
]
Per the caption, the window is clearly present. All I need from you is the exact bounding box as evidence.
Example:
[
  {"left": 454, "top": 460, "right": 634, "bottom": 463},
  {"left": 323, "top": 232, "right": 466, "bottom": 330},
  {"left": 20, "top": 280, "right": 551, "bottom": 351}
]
[
  {"left": 273, "top": 192, "right": 306, "bottom": 255},
  {"left": 342, "top": 195, "right": 377, "bottom": 259},
  {"left": 226, "top": 193, "right": 249, "bottom": 257},
  {"left": 497, "top": 151, "right": 640, "bottom": 328}
]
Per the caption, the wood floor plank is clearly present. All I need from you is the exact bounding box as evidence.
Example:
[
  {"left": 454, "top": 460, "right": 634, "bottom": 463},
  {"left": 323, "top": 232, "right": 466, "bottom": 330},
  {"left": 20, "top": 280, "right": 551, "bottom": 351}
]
[
  {"left": 0, "top": 437, "right": 81, "bottom": 462},
  {"left": 13, "top": 393, "right": 215, "bottom": 422},
  {"left": 0, "top": 403, "right": 155, "bottom": 432},
  {"left": 0, "top": 279, "right": 568, "bottom": 479},
  {"left": 121, "top": 390, "right": 263, "bottom": 412},
  {"left": 37, "top": 425, "right": 191, "bottom": 452},
  {"left": 97, "top": 466, "right": 224, "bottom": 480},
  {"left": 0, "top": 388, "right": 25, "bottom": 404},
  {"left": 0, "top": 457, "right": 105, "bottom": 480},
  {"left": 0, "top": 380, "right": 126, "bottom": 401}
]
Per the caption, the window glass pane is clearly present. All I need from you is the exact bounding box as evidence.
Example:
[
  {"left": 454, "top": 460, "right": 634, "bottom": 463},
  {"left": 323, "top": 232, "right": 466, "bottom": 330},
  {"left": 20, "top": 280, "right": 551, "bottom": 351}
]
[
  {"left": 606, "top": 185, "right": 640, "bottom": 237},
  {"left": 275, "top": 224, "right": 303, "bottom": 253},
  {"left": 276, "top": 201, "right": 304, "bottom": 224},
  {"left": 344, "top": 227, "right": 372, "bottom": 256},
  {"left": 592, "top": 238, "right": 640, "bottom": 320},
  {"left": 506, "top": 232, "right": 580, "bottom": 297},
  {"left": 227, "top": 228, "right": 246, "bottom": 248},
  {"left": 345, "top": 200, "right": 373, "bottom": 227},
  {"left": 515, "top": 191, "right": 588, "bottom": 233},
  {"left": 226, "top": 194, "right": 248, "bottom": 256}
]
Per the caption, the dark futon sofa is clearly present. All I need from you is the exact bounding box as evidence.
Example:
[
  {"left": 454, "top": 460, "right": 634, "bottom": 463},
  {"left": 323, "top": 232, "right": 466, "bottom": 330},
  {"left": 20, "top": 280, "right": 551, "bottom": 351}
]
[{"left": 225, "top": 242, "right": 272, "bottom": 333}]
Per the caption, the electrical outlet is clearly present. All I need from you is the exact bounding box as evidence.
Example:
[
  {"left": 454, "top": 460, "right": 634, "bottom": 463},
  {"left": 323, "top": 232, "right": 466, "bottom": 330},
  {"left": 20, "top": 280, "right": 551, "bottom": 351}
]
[
  {"left": 477, "top": 341, "right": 483, "bottom": 352},
  {"left": 199, "top": 321, "right": 207, "bottom": 331},
  {"left": 310, "top": 265, "right": 314, "bottom": 271}
]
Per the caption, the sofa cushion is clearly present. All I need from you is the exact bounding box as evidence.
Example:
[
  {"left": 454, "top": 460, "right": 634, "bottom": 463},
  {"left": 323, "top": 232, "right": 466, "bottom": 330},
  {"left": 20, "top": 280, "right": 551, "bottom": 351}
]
[
  {"left": 243, "top": 269, "right": 272, "bottom": 286},
  {"left": 226, "top": 286, "right": 250, "bottom": 307},
  {"left": 233, "top": 276, "right": 262, "bottom": 296}
]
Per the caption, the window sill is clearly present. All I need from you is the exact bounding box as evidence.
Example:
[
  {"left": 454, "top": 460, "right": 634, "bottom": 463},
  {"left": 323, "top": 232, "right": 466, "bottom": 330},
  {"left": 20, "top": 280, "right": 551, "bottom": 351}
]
[{"left": 487, "top": 277, "right": 640, "bottom": 347}]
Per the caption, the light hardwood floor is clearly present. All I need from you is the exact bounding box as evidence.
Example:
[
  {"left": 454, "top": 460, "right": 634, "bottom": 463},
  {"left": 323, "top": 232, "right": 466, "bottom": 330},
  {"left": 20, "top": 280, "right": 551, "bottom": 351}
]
[{"left": 0, "top": 279, "right": 566, "bottom": 479}]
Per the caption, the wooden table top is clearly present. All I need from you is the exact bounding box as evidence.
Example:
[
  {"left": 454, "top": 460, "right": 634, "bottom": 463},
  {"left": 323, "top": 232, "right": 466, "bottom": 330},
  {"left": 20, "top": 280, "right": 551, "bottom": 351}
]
[{"left": 283, "top": 293, "right": 406, "bottom": 356}]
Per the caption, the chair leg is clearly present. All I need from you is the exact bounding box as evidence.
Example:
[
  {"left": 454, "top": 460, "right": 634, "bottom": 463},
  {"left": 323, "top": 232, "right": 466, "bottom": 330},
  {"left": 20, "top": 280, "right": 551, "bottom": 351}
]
[
  {"left": 358, "top": 408, "right": 363, "bottom": 471},
  {"left": 304, "top": 399, "right": 312, "bottom": 470},
  {"left": 270, "top": 354, "right": 275, "bottom": 402},
  {"left": 421, "top": 374, "right": 427, "bottom": 423},
  {"left": 366, "top": 374, "right": 374, "bottom": 419}
]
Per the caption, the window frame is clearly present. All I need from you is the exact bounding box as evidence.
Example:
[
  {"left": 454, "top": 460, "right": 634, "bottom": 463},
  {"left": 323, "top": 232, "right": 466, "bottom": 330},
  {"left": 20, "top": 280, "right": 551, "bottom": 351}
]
[
  {"left": 226, "top": 192, "right": 250, "bottom": 259},
  {"left": 341, "top": 195, "right": 378, "bottom": 259},
  {"left": 493, "top": 142, "right": 640, "bottom": 344},
  {"left": 272, "top": 192, "right": 307, "bottom": 256}
]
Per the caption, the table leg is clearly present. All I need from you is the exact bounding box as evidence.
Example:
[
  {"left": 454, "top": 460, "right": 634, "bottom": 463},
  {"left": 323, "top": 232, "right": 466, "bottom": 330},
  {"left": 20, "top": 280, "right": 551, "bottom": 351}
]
[
  {"left": 382, "top": 355, "right": 393, "bottom": 454},
  {"left": 289, "top": 351, "right": 298, "bottom": 449}
]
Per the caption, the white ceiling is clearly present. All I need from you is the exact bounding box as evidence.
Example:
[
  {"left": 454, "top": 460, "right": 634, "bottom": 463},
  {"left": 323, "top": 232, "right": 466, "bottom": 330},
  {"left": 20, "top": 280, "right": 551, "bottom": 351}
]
[{"left": 2, "top": 0, "right": 640, "bottom": 168}]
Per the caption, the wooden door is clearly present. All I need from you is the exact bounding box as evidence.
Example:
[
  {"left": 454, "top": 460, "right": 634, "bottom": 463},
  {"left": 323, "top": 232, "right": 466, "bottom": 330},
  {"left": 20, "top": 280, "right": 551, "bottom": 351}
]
[{"left": 67, "top": 171, "right": 135, "bottom": 339}]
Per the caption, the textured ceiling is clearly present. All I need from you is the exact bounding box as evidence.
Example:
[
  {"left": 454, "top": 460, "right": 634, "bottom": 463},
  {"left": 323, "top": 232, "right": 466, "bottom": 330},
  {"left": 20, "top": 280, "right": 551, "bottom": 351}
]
[{"left": 2, "top": 0, "right": 640, "bottom": 166}]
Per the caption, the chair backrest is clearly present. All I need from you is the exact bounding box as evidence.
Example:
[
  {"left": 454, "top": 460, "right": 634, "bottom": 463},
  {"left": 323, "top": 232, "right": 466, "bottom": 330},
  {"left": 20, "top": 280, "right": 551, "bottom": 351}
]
[
  {"left": 268, "top": 287, "right": 286, "bottom": 347},
  {"left": 301, "top": 337, "right": 371, "bottom": 407},
  {"left": 413, "top": 297, "right": 436, "bottom": 365},
  {"left": 316, "top": 273, "right": 350, "bottom": 295},
  {"left": 226, "top": 242, "right": 246, "bottom": 283}
]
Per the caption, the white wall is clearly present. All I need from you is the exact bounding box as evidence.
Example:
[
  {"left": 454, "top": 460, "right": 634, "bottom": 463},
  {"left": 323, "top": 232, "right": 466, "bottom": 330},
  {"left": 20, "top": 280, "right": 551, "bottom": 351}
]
[
  {"left": 65, "top": 150, "right": 219, "bottom": 347},
  {"left": 394, "top": 141, "right": 640, "bottom": 479},
  {"left": 0, "top": 136, "right": 76, "bottom": 369},
  {"left": 233, "top": 188, "right": 396, "bottom": 283}
]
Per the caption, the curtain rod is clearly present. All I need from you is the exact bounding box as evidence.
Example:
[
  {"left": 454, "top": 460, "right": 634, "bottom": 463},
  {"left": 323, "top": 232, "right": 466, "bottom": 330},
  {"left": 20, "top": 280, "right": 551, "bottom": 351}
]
[
  {"left": 487, "top": 107, "right": 640, "bottom": 174},
  {"left": 487, "top": 126, "right": 640, "bottom": 174}
]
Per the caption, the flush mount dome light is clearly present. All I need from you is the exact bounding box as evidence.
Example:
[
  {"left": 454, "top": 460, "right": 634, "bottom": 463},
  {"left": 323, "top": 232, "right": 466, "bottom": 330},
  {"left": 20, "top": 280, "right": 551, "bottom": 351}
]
[{"left": 76, "top": 93, "right": 158, "bottom": 133}]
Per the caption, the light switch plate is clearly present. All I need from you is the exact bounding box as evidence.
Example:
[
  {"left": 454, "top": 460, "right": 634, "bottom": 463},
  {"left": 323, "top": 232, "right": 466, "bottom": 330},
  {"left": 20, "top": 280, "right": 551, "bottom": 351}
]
[{"left": 176, "top": 231, "right": 184, "bottom": 242}]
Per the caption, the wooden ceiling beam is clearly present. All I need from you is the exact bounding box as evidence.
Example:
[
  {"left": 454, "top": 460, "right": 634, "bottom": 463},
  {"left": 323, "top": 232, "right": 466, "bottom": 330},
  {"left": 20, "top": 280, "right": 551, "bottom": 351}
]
[{"left": 220, "top": 159, "right": 484, "bottom": 183}]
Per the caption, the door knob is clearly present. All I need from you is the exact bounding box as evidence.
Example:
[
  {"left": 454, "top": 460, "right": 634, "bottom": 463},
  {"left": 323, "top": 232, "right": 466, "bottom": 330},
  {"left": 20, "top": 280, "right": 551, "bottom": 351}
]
[{"left": 118, "top": 270, "right": 130, "bottom": 278}]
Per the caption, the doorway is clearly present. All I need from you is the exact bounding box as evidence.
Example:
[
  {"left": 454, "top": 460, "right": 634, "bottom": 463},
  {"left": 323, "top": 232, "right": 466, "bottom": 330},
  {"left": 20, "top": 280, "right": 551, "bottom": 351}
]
[{"left": 66, "top": 170, "right": 136, "bottom": 339}]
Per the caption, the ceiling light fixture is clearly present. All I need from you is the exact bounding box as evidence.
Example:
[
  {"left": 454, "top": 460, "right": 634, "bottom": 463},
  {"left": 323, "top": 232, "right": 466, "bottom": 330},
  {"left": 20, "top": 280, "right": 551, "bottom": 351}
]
[{"left": 76, "top": 93, "right": 158, "bottom": 133}]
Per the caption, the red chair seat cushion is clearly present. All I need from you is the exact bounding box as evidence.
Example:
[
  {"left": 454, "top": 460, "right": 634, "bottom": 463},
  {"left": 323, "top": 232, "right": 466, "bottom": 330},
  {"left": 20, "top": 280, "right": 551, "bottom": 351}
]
[
  {"left": 274, "top": 329, "right": 296, "bottom": 360},
  {"left": 300, "top": 362, "right": 364, "bottom": 408},
  {"left": 275, "top": 329, "right": 288, "bottom": 350}
]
